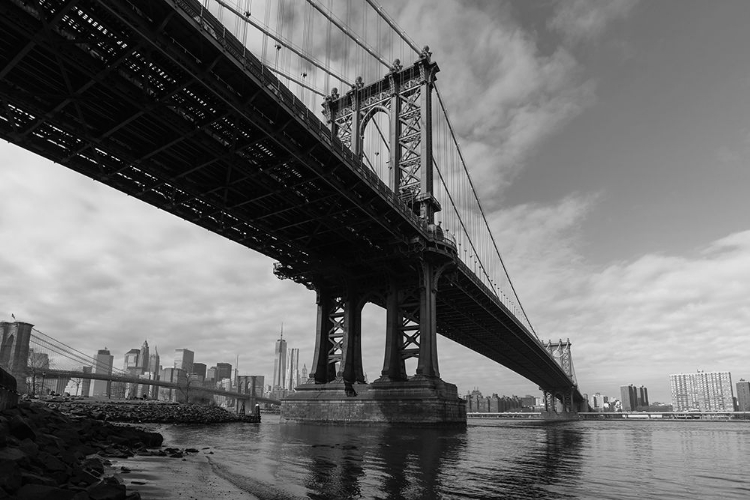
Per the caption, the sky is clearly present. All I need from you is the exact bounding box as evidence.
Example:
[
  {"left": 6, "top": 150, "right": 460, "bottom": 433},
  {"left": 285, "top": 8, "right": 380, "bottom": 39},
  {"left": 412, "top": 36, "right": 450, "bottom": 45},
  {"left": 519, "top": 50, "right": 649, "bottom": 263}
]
[{"left": 2, "top": 0, "right": 750, "bottom": 404}]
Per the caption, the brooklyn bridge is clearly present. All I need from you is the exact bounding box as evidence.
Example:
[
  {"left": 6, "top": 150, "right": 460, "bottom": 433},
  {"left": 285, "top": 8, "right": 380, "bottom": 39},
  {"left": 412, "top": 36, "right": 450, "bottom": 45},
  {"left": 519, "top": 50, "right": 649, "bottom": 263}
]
[{"left": 0, "top": 0, "right": 587, "bottom": 423}]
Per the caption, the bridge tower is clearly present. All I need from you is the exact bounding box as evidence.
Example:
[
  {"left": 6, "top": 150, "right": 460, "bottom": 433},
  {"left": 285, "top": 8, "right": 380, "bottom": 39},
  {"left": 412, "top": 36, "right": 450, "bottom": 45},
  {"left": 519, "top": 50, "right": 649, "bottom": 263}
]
[
  {"left": 0, "top": 321, "right": 33, "bottom": 394},
  {"left": 280, "top": 50, "right": 465, "bottom": 425},
  {"left": 540, "top": 339, "right": 583, "bottom": 419}
]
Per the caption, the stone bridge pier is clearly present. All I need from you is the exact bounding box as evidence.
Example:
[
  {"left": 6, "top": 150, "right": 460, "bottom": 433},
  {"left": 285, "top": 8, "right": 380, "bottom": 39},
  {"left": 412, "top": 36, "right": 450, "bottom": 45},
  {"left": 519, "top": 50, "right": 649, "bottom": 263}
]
[{"left": 280, "top": 232, "right": 466, "bottom": 425}]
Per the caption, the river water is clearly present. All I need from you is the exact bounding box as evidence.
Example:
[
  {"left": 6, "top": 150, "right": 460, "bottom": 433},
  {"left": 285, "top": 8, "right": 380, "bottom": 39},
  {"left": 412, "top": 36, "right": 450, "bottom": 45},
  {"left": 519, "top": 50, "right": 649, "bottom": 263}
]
[{"left": 159, "top": 415, "right": 750, "bottom": 499}]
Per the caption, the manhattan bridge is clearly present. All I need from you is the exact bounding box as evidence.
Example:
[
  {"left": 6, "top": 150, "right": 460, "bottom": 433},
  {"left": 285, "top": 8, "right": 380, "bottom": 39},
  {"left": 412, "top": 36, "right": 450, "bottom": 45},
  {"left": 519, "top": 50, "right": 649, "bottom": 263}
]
[{"left": 0, "top": 0, "right": 587, "bottom": 423}]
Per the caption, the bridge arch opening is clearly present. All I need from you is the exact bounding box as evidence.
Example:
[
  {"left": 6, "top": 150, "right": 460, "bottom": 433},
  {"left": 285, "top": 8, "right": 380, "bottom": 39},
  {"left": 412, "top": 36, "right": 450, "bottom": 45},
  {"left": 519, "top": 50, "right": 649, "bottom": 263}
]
[
  {"left": 360, "top": 302, "right": 386, "bottom": 384},
  {"left": 360, "top": 106, "right": 390, "bottom": 185}
]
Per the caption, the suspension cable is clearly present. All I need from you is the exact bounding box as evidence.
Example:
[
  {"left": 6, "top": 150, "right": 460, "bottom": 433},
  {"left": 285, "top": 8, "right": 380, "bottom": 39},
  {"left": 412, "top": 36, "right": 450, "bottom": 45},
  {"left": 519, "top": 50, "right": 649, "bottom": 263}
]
[
  {"left": 306, "top": 0, "right": 391, "bottom": 69},
  {"left": 363, "top": 0, "right": 421, "bottom": 56},
  {"left": 211, "top": 0, "right": 353, "bottom": 87},
  {"left": 433, "top": 84, "right": 539, "bottom": 339}
]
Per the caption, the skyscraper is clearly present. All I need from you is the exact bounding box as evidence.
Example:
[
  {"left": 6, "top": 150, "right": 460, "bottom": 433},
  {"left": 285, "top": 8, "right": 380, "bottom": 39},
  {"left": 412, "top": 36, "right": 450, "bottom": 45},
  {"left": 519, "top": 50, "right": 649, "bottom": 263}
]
[
  {"left": 216, "top": 362, "right": 232, "bottom": 381},
  {"left": 192, "top": 362, "right": 207, "bottom": 379},
  {"left": 638, "top": 386, "right": 649, "bottom": 408},
  {"left": 272, "top": 331, "right": 287, "bottom": 391},
  {"left": 620, "top": 384, "right": 638, "bottom": 411},
  {"left": 669, "top": 371, "right": 734, "bottom": 411},
  {"left": 736, "top": 379, "right": 750, "bottom": 411},
  {"left": 90, "top": 348, "right": 114, "bottom": 397},
  {"left": 148, "top": 346, "right": 161, "bottom": 374},
  {"left": 286, "top": 348, "right": 299, "bottom": 391},
  {"left": 137, "top": 340, "right": 149, "bottom": 374},
  {"left": 174, "top": 348, "right": 194, "bottom": 374},
  {"left": 123, "top": 349, "right": 140, "bottom": 370}
]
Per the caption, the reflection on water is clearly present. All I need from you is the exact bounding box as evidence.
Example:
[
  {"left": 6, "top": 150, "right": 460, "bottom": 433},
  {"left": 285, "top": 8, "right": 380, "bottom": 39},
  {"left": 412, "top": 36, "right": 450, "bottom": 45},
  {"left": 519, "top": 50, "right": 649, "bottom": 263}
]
[{"left": 161, "top": 417, "right": 750, "bottom": 499}]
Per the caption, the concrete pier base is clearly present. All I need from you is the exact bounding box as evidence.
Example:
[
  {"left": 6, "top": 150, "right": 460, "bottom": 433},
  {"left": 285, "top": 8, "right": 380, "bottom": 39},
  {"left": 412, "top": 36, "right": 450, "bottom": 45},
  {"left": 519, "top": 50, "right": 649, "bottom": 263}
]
[
  {"left": 281, "top": 376, "right": 466, "bottom": 426},
  {"left": 540, "top": 410, "right": 579, "bottom": 421}
]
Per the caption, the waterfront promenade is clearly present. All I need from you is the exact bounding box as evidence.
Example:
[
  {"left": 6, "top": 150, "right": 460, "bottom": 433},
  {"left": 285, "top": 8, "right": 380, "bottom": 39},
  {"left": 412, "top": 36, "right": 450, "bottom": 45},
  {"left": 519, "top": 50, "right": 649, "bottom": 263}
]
[{"left": 467, "top": 411, "right": 750, "bottom": 421}]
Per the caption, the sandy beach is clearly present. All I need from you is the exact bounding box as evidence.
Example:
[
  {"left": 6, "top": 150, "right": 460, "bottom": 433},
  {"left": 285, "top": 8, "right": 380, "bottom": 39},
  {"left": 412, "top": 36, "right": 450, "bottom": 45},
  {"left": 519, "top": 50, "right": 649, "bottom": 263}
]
[{"left": 112, "top": 452, "right": 258, "bottom": 500}]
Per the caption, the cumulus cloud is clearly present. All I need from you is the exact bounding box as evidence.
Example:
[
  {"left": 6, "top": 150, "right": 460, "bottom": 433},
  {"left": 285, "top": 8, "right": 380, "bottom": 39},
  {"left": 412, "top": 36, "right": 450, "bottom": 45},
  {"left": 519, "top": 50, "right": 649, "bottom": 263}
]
[
  {"left": 380, "top": 0, "right": 597, "bottom": 206},
  {"left": 548, "top": 0, "right": 640, "bottom": 45},
  {"left": 0, "top": 145, "right": 316, "bottom": 378},
  {"left": 433, "top": 193, "right": 750, "bottom": 401}
]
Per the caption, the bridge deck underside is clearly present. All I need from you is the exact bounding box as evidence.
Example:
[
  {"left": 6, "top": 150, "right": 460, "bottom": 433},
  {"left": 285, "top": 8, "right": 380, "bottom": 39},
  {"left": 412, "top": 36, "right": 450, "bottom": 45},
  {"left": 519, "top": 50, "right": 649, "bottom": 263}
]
[{"left": 0, "top": 0, "right": 581, "bottom": 401}]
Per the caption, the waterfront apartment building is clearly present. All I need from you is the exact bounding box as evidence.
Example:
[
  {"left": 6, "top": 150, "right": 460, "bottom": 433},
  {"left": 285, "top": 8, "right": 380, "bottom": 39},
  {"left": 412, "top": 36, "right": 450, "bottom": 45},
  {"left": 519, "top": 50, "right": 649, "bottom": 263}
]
[
  {"left": 174, "top": 348, "right": 194, "bottom": 374},
  {"left": 620, "top": 385, "right": 638, "bottom": 411},
  {"left": 638, "top": 386, "right": 649, "bottom": 408},
  {"left": 669, "top": 371, "right": 734, "bottom": 411},
  {"left": 736, "top": 379, "right": 750, "bottom": 411}
]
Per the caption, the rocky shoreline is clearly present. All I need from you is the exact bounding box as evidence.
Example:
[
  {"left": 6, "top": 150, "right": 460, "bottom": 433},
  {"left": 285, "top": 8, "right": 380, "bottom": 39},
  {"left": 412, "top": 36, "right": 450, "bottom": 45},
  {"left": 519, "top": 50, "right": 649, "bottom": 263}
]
[
  {"left": 0, "top": 401, "right": 251, "bottom": 499},
  {"left": 45, "top": 400, "right": 254, "bottom": 424}
]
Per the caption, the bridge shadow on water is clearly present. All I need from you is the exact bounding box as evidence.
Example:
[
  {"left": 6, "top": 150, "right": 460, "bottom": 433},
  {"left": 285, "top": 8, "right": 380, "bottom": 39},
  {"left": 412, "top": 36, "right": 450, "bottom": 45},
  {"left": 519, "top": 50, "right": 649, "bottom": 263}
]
[
  {"left": 159, "top": 417, "right": 586, "bottom": 499},
  {"left": 273, "top": 420, "right": 586, "bottom": 500}
]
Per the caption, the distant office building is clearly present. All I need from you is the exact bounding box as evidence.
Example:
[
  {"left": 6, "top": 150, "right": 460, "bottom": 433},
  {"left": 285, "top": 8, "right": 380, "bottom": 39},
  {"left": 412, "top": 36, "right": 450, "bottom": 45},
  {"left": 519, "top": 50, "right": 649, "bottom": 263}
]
[
  {"left": 273, "top": 332, "right": 287, "bottom": 391},
  {"left": 736, "top": 379, "right": 750, "bottom": 412},
  {"left": 174, "top": 348, "right": 194, "bottom": 374},
  {"left": 590, "top": 392, "right": 605, "bottom": 410},
  {"left": 137, "top": 340, "right": 149, "bottom": 374},
  {"left": 159, "top": 367, "right": 187, "bottom": 402},
  {"left": 192, "top": 362, "right": 207, "bottom": 379},
  {"left": 638, "top": 386, "right": 649, "bottom": 408},
  {"left": 620, "top": 385, "right": 639, "bottom": 411},
  {"left": 216, "top": 363, "right": 232, "bottom": 381},
  {"left": 148, "top": 346, "right": 161, "bottom": 374},
  {"left": 286, "top": 348, "right": 299, "bottom": 391},
  {"left": 123, "top": 349, "right": 140, "bottom": 370},
  {"left": 670, "top": 371, "right": 734, "bottom": 411},
  {"left": 206, "top": 366, "right": 217, "bottom": 383},
  {"left": 301, "top": 364, "right": 308, "bottom": 383},
  {"left": 90, "top": 348, "right": 114, "bottom": 397}
]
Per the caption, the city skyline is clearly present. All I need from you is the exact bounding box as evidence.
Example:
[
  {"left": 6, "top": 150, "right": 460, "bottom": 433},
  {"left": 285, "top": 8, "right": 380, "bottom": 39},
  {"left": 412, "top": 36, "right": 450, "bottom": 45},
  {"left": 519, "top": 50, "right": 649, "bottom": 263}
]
[{"left": 2, "top": 1, "right": 750, "bottom": 402}]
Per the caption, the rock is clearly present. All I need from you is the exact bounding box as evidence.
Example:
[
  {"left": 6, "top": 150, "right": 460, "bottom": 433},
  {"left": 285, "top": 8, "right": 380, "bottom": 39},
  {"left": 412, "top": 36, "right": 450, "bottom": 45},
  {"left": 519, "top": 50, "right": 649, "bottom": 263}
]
[
  {"left": 87, "top": 481, "right": 127, "bottom": 500},
  {"left": 0, "top": 459, "right": 22, "bottom": 492},
  {"left": 20, "top": 471, "right": 57, "bottom": 487},
  {"left": 82, "top": 457, "right": 105, "bottom": 475},
  {"left": 15, "top": 484, "right": 79, "bottom": 500},
  {"left": 18, "top": 438, "right": 39, "bottom": 459},
  {"left": 9, "top": 415, "right": 37, "bottom": 441},
  {"left": 36, "top": 451, "right": 68, "bottom": 472}
]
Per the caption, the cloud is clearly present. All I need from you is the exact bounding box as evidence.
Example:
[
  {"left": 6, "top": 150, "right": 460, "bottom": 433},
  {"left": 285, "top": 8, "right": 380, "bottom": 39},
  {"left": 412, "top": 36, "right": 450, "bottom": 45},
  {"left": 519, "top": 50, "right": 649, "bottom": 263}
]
[
  {"left": 378, "top": 0, "right": 598, "bottom": 207},
  {"left": 548, "top": 0, "right": 640, "bottom": 45},
  {"left": 0, "top": 144, "right": 316, "bottom": 379},
  {"left": 430, "top": 191, "right": 750, "bottom": 402}
]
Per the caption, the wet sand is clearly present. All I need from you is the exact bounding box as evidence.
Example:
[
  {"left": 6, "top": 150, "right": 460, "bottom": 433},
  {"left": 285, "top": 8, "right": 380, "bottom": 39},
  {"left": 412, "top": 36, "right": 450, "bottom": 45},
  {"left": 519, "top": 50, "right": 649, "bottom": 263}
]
[{"left": 112, "top": 452, "right": 259, "bottom": 500}]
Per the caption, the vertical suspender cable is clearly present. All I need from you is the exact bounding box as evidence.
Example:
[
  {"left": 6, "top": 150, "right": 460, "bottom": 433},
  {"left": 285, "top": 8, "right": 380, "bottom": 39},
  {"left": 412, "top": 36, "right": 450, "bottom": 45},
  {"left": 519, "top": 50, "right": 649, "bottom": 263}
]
[{"left": 433, "top": 83, "right": 538, "bottom": 339}]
